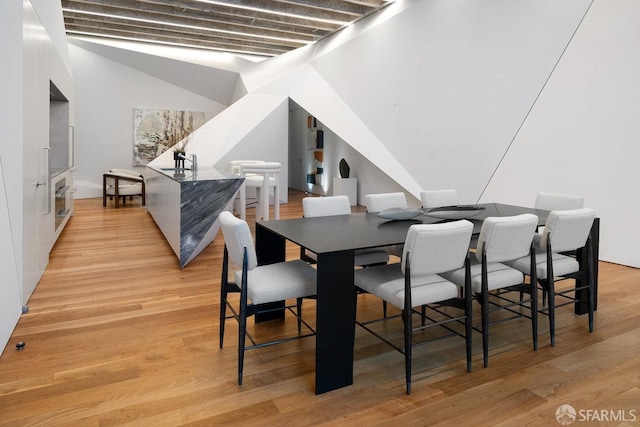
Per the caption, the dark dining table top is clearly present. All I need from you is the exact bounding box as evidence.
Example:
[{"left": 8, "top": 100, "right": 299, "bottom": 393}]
[{"left": 257, "top": 203, "right": 549, "bottom": 255}]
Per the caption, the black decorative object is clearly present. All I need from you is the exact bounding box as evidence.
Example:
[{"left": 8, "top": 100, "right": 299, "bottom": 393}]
[
  {"left": 316, "top": 130, "right": 324, "bottom": 148},
  {"left": 339, "top": 158, "right": 350, "bottom": 178},
  {"left": 173, "top": 151, "right": 185, "bottom": 169}
]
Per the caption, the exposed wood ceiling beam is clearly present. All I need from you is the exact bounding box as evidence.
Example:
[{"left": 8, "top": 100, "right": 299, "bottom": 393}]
[{"left": 62, "top": 0, "right": 394, "bottom": 57}]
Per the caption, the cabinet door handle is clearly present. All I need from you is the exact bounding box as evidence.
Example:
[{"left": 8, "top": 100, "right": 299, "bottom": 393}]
[
  {"left": 42, "top": 147, "right": 51, "bottom": 215},
  {"left": 69, "top": 126, "right": 75, "bottom": 168}
]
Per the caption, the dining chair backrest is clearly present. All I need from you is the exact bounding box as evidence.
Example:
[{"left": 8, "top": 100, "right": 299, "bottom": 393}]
[
  {"left": 476, "top": 214, "right": 538, "bottom": 263},
  {"left": 535, "top": 192, "right": 585, "bottom": 211},
  {"left": 303, "top": 195, "right": 351, "bottom": 218},
  {"left": 401, "top": 220, "right": 473, "bottom": 277},
  {"left": 365, "top": 192, "right": 407, "bottom": 212},
  {"left": 219, "top": 211, "right": 258, "bottom": 270},
  {"left": 109, "top": 168, "right": 143, "bottom": 180},
  {"left": 420, "top": 189, "right": 460, "bottom": 209},
  {"left": 540, "top": 208, "right": 596, "bottom": 253}
]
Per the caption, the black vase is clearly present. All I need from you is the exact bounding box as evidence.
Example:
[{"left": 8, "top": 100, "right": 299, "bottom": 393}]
[{"left": 339, "top": 158, "right": 350, "bottom": 178}]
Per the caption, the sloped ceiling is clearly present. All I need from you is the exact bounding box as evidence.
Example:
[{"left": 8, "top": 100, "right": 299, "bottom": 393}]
[{"left": 68, "top": 37, "right": 240, "bottom": 104}]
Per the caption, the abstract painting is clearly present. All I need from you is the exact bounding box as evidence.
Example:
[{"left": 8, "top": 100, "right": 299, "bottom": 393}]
[{"left": 133, "top": 108, "right": 205, "bottom": 166}]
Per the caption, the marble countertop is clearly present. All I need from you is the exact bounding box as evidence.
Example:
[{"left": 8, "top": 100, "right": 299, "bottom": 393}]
[{"left": 146, "top": 165, "right": 240, "bottom": 183}]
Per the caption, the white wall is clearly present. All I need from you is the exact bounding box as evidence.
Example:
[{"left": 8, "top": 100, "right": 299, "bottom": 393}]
[
  {"left": 68, "top": 43, "right": 231, "bottom": 198},
  {"left": 308, "top": 0, "right": 592, "bottom": 202},
  {"left": 239, "top": 0, "right": 637, "bottom": 267},
  {"left": 481, "top": 0, "right": 640, "bottom": 267},
  {"left": 325, "top": 128, "right": 417, "bottom": 206}
]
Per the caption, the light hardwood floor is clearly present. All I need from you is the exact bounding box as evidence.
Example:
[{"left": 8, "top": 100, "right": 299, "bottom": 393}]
[{"left": 1, "top": 191, "right": 639, "bottom": 426}]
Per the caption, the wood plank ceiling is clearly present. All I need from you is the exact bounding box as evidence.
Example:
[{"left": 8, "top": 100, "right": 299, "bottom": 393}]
[{"left": 61, "top": 0, "right": 394, "bottom": 58}]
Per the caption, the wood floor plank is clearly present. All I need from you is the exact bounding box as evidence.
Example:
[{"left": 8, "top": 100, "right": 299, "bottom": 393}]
[{"left": 1, "top": 191, "right": 638, "bottom": 426}]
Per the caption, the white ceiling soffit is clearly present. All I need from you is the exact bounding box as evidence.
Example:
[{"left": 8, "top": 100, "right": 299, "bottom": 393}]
[
  {"left": 68, "top": 37, "right": 240, "bottom": 104},
  {"left": 61, "top": 0, "right": 395, "bottom": 59}
]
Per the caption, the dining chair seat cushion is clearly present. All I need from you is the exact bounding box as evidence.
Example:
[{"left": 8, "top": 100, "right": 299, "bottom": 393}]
[
  {"left": 506, "top": 252, "right": 579, "bottom": 279},
  {"left": 442, "top": 261, "right": 524, "bottom": 293},
  {"left": 234, "top": 259, "right": 316, "bottom": 305},
  {"left": 355, "top": 264, "right": 459, "bottom": 310},
  {"left": 105, "top": 182, "right": 143, "bottom": 196}
]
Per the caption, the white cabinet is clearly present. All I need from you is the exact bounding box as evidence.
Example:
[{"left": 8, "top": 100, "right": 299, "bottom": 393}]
[
  {"left": 19, "top": 2, "right": 74, "bottom": 304},
  {"left": 333, "top": 178, "right": 357, "bottom": 206}
]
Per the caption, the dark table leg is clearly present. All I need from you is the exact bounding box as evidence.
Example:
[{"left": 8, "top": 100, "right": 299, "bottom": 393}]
[
  {"left": 254, "top": 223, "right": 286, "bottom": 322},
  {"left": 315, "top": 250, "right": 356, "bottom": 394},
  {"left": 575, "top": 217, "right": 599, "bottom": 315}
]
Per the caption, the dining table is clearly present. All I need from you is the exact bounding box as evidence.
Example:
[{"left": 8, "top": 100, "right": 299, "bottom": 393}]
[{"left": 255, "top": 203, "right": 600, "bottom": 394}]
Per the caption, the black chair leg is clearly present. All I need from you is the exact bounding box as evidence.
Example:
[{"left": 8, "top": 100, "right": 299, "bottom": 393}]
[
  {"left": 481, "top": 291, "right": 489, "bottom": 368},
  {"left": 531, "top": 281, "right": 538, "bottom": 351},
  {"left": 587, "top": 242, "right": 595, "bottom": 333},
  {"left": 238, "top": 252, "right": 249, "bottom": 385},
  {"left": 588, "top": 284, "right": 594, "bottom": 333},
  {"left": 219, "top": 297, "right": 227, "bottom": 349},
  {"left": 220, "top": 249, "right": 229, "bottom": 348},
  {"left": 403, "top": 308, "right": 412, "bottom": 395},
  {"left": 238, "top": 309, "right": 247, "bottom": 385},
  {"left": 421, "top": 305, "right": 426, "bottom": 326},
  {"left": 548, "top": 281, "right": 556, "bottom": 347},
  {"left": 465, "top": 297, "right": 472, "bottom": 372},
  {"left": 383, "top": 301, "right": 387, "bottom": 318},
  {"left": 296, "top": 298, "right": 303, "bottom": 333}
]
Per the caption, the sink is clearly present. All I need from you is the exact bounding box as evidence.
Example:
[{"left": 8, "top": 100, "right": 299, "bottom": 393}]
[{"left": 159, "top": 167, "right": 191, "bottom": 171}]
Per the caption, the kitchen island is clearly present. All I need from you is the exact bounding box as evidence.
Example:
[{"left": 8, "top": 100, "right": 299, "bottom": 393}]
[{"left": 146, "top": 165, "right": 243, "bottom": 268}]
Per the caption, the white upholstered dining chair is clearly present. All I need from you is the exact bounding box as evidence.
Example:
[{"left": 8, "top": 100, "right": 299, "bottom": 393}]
[
  {"left": 364, "top": 192, "right": 407, "bottom": 213},
  {"left": 218, "top": 211, "right": 317, "bottom": 385},
  {"left": 506, "top": 208, "right": 596, "bottom": 347},
  {"left": 363, "top": 191, "right": 410, "bottom": 316},
  {"left": 420, "top": 189, "right": 460, "bottom": 209},
  {"left": 354, "top": 220, "right": 474, "bottom": 394},
  {"left": 535, "top": 192, "right": 585, "bottom": 211},
  {"left": 532, "top": 191, "right": 587, "bottom": 302},
  {"left": 442, "top": 213, "right": 539, "bottom": 367}
]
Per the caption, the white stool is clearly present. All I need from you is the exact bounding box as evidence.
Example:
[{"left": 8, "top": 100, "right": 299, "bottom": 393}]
[
  {"left": 230, "top": 160, "right": 265, "bottom": 219},
  {"left": 232, "top": 161, "right": 281, "bottom": 221}
]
